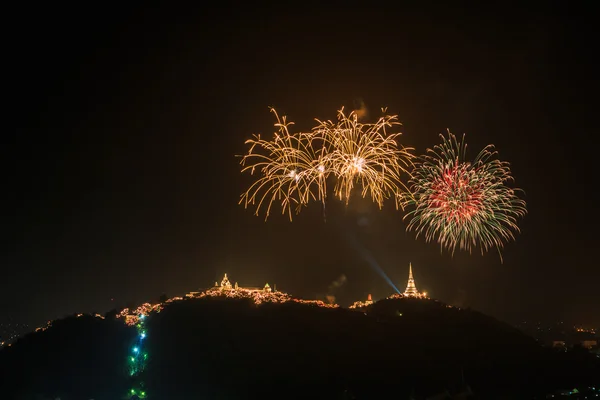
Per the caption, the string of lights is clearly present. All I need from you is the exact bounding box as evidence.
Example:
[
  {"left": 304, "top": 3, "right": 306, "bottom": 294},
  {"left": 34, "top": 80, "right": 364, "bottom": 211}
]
[
  {"left": 17, "top": 269, "right": 436, "bottom": 399},
  {"left": 127, "top": 313, "right": 149, "bottom": 399},
  {"left": 116, "top": 275, "right": 340, "bottom": 328}
]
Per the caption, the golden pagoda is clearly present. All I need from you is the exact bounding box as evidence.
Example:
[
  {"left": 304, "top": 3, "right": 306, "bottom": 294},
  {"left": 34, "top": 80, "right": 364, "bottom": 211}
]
[{"left": 401, "top": 263, "right": 427, "bottom": 298}]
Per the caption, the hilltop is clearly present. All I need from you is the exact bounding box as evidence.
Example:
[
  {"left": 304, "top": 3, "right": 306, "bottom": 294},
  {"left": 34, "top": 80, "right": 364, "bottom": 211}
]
[{"left": 1, "top": 296, "right": 598, "bottom": 399}]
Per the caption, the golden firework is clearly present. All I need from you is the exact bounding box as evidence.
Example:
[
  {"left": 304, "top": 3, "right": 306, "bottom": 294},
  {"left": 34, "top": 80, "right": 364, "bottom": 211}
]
[
  {"left": 239, "top": 107, "right": 414, "bottom": 220},
  {"left": 314, "top": 108, "right": 414, "bottom": 209},
  {"left": 239, "top": 108, "right": 328, "bottom": 220}
]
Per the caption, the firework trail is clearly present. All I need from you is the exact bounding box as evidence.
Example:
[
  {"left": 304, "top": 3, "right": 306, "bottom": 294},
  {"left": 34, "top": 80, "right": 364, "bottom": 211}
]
[
  {"left": 313, "top": 107, "right": 414, "bottom": 210},
  {"left": 239, "top": 107, "right": 414, "bottom": 220},
  {"left": 404, "top": 130, "right": 527, "bottom": 260},
  {"left": 239, "top": 108, "right": 329, "bottom": 221}
]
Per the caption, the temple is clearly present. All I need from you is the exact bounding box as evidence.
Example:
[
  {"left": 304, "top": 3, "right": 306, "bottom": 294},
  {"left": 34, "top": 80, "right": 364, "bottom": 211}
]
[
  {"left": 404, "top": 263, "right": 418, "bottom": 296},
  {"left": 349, "top": 293, "right": 374, "bottom": 309},
  {"left": 185, "top": 273, "right": 273, "bottom": 298},
  {"left": 220, "top": 273, "right": 232, "bottom": 289},
  {"left": 398, "top": 263, "right": 428, "bottom": 299},
  {"left": 214, "top": 273, "right": 273, "bottom": 293}
]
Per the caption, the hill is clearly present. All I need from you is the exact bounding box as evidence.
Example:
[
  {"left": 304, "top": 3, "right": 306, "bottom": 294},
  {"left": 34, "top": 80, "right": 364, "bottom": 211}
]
[{"left": 1, "top": 296, "right": 598, "bottom": 399}]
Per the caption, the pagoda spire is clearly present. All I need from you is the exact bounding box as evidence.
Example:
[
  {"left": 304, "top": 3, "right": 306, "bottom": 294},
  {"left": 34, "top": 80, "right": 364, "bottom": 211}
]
[
  {"left": 403, "top": 263, "right": 419, "bottom": 296},
  {"left": 220, "top": 273, "right": 232, "bottom": 289}
]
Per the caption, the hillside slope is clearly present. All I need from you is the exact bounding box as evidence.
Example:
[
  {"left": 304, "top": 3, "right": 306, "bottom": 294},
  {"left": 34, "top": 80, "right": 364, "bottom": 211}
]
[{"left": 1, "top": 297, "right": 598, "bottom": 399}]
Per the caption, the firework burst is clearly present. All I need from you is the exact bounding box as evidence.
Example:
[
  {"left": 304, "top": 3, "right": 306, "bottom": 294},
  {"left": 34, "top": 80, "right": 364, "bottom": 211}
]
[
  {"left": 314, "top": 108, "right": 414, "bottom": 209},
  {"left": 239, "top": 108, "right": 328, "bottom": 220},
  {"left": 239, "top": 107, "right": 414, "bottom": 220},
  {"left": 404, "top": 130, "right": 527, "bottom": 259}
]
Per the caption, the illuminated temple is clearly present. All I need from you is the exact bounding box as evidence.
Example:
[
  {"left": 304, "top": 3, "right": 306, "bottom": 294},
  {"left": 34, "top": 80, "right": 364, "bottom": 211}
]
[
  {"left": 349, "top": 294, "right": 374, "bottom": 309},
  {"left": 404, "top": 263, "right": 418, "bottom": 296},
  {"left": 390, "top": 263, "right": 428, "bottom": 299},
  {"left": 184, "top": 273, "right": 338, "bottom": 308},
  {"left": 215, "top": 273, "right": 273, "bottom": 293},
  {"left": 184, "top": 273, "right": 272, "bottom": 297}
]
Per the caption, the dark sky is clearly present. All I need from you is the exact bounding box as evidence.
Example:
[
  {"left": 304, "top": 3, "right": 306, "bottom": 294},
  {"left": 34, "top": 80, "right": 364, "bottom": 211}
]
[{"left": 2, "top": 5, "right": 598, "bottom": 329}]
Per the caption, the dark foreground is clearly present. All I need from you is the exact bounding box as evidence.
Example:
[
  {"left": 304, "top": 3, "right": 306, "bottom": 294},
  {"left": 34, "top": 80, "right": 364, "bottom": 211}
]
[{"left": 1, "top": 297, "right": 598, "bottom": 399}]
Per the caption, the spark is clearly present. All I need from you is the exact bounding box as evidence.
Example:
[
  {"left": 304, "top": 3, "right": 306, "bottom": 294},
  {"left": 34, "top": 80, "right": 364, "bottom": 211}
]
[
  {"left": 239, "top": 108, "right": 328, "bottom": 220},
  {"left": 239, "top": 107, "right": 414, "bottom": 220},
  {"left": 313, "top": 107, "right": 414, "bottom": 209},
  {"left": 404, "top": 130, "right": 527, "bottom": 260}
]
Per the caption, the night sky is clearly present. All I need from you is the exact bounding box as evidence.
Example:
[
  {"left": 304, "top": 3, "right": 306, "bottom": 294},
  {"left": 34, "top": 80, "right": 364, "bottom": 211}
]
[{"left": 3, "top": 5, "right": 598, "bottom": 330}]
